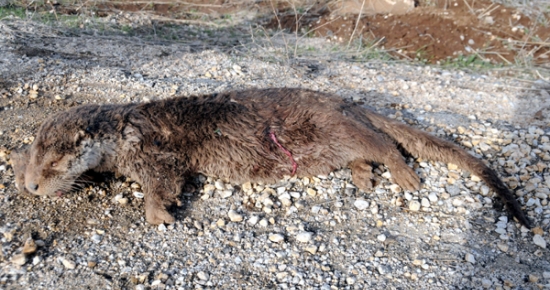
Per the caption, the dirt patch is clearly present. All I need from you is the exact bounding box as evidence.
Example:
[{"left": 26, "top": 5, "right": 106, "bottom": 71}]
[
  {"left": 12, "top": 0, "right": 550, "bottom": 65},
  {"left": 272, "top": 0, "right": 550, "bottom": 64}
]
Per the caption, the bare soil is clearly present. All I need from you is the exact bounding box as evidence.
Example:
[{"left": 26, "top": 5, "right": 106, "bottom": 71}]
[
  {"left": 272, "top": 0, "right": 550, "bottom": 64},
  {"left": 40, "top": 0, "right": 550, "bottom": 65}
]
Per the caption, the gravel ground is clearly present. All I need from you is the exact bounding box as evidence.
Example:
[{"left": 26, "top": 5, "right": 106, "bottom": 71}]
[{"left": 0, "top": 15, "right": 550, "bottom": 289}]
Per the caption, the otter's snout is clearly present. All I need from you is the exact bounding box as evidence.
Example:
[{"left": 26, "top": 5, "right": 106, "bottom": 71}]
[{"left": 26, "top": 182, "right": 39, "bottom": 193}]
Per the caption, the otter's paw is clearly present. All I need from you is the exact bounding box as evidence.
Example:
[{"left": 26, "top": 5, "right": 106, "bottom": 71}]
[
  {"left": 350, "top": 160, "right": 375, "bottom": 191},
  {"left": 145, "top": 206, "right": 175, "bottom": 225},
  {"left": 391, "top": 165, "right": 421, "bottom": 192}
]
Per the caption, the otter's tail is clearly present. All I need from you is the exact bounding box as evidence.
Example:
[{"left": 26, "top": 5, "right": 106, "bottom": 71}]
[{"left": 356, "top": 106, "right": 531, "bottom": 228}]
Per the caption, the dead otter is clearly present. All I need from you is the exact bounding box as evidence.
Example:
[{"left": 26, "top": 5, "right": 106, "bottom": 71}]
[{"left": 23, "top": 88, "right": 531, "bottom": 227}]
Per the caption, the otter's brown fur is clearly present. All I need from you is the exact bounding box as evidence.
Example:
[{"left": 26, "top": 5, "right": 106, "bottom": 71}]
[{"left": 24, "top": 88, "right": 530, "bottom": 227}]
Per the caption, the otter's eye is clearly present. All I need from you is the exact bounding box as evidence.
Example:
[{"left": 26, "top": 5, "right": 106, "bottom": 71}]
[{"left": 51, "top": 162, "right": 58, "bottom": 167}]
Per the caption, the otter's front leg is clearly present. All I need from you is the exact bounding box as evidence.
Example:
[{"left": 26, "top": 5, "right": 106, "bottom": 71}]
[
  {"left": 119, "top": 164, "right": 182, "bottom": 225},
  {"left": 144, "top": 190, "right": 176, "bottom": 225}
]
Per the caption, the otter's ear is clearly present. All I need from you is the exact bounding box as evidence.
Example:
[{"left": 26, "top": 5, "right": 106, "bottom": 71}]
[{"left": 73, "top": 130, "right": 87, "bottom": 144}]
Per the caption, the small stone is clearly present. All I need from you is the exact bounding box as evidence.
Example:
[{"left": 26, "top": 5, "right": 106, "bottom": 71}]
[
  {"left": 465, "top": 253, "right": 476, "bottom": 264},
  {"left": 481, "top": 278, "right": 492, "bottom": 288},
  {"left": 11, "top": 254, "right": 26, "bottom": 266},
  {"left": 248, "top": 215, "right": 259, "bottom": 225},
  {"left": 428, "top": 192, "right": 438, "bottom": 202},
  {"left": 304, "top": 245, "right": 318, "bottom": 254},
  {"left": 278, "top": 193, "right": 292, "bottom": 207},
  {"left": 22, "top": 238, "right": 37, "bottom": 254},
  {"left": 452, "top": 199, "right": 463, "bottom": 207},
  {"left": 91, "top": 234, "right": 102, "bottom": 244},
  {"left": 219, "top": 190, "right": 233, "bottom": 199},
  {"left": 497, "top": 243, "right": 508, "bottom": 252},
  {"left": 269, "top": 234, "right": 285, "bottom": 243},
  {"left": 421, "top": 197, "right": 430, "bottom": 208},
  {"left": 242, "top": 182, "right": 252, "bottom": 191},
  {"left": 197, "top": 271, "right": 209, "bottom": 281},
  {"left": 158, "top": 224, "right": 167, "bottom": 232},
  {"left": 448, "top": 163, "right": 458, "bottom": 170},
  {"left": 216, "top": 219, "right": 225, "bottom": 227},
  {"left": 133, "top": 191, "right": 144, "bottom": 198},
  {"left": 296, "top": 232, "right": 313, "bottom": 243},
  {"left": 61, "top": 257, "right": 76, "bottom": 269},
  {"left": 354, "top": 199, "right": 369, "bottom": 210},
  {"left": 117, "top": 197, "right": 129, "bottom": 205},
  {"left": 480, "top": 185, "right": 490, "bottom": 196},
  {"left": 445, "top": 185, "right": 461, "bottom": 196},
  {"left": 532, "top": 227, "right": 544, "bottom": 235},
  {"left": 228, "top": 210, "right": 243, "bottom": 222},
  {"left": 528, "top": 274, "right": 539, "bottom": 283},
  {"left": 389, "top": 184, "right": 401, "bottom": 193},
  {"left": 306, "top": 188, "right": 317, "bottom": 196},
  {"left": 533, "top": 234, "right": 546, "bottom": 248},
  {"left": 377, "top": 234, "right": 386, "bottom": 242},
  {"left": 87, "top": 260, "right": 97, "bottom": 268},
  {"left": 259, "top": 219, "right": 268, "bottom": 227},
  {"left": 214, "top": 180, "right": 225, "bottom": 190},
  {"left": 276, "top": 272, "right": 288, "bottom": 280},
  {"left": 543, "top": 271, "right": 550, "bottom": 279},
  {"left": 346, "top": 276, "right": 356, "bottom": 285},
  {"left": 32, "top": 256, "right": 42, "bottom": 265},
  {"left": 408, "top": 200, "right": 421, "bottom": 211}
]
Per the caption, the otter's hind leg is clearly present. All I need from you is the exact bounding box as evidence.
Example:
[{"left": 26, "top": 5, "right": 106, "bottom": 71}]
[
  {"left": 349, "top": 160, "right": 374, "bottom": 191},
  {"left": 343, "top": 122, "right": 420, "bottom": 192}
]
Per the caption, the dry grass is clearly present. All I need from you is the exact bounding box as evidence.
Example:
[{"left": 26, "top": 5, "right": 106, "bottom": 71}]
[{"left": 1, "top": 0, "right": 549, "bottom": 79}]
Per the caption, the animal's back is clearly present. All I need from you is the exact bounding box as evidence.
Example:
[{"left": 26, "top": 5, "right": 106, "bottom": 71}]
[{"left": 126, "top": 88, "right": 359, "bottom": 183}]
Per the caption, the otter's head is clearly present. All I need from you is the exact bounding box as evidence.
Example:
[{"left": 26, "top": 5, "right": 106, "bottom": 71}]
[{"left": 25, "top": 105, "right": 108, "bottom": 197}]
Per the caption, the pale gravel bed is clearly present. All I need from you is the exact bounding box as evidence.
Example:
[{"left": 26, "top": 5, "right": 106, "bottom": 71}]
[{"left": 0, "top": 16, "right": 549, "bottom": 290}]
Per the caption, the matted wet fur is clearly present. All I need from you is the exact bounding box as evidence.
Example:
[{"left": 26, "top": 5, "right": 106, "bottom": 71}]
[{"left": 23, "top": 88, "right": 531, "bottom": 227}]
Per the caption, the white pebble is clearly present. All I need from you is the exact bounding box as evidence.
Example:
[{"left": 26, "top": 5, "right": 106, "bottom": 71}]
[
  {"left": 91, "top": 234, "right": 102, "bottom": 244},
  {"left": 465, "top": 253, "right": 476, "bottom": 264},
  {"left": 248, "top": 215, "right": 259, "bottom": 226},
  {"left": 278, "top": 193, "right": 292, "bottom": 206},
  {"left": 157, "top": 224, "right": 167, "bottom": 232},
  {"left": 269, "top": 234, "right": 285, "bottom": 243},
  {"left": 354, "top": 199, "right": 369, "bottom": 210},
  {"left": 219, "top": 190, "right": 233, "bottom": 199},
  {"left": 228, "top": 210, "right": 243, "bottom": 222},
  {"left": 421, "top": 198, "right": 430, "bottom": 208},
  {"left": 133, "top": 191, "right": 144, "bottom": 198},
  {"left": 409, "top": 200, "right": 421, "bottom": 211},
  {"left": 197, "top": 271, "right": 209, "bottom": 281},
  {"left": 296, "top": 232, "right": 313, "bottom": 243},
  {"left": 533, "top": 235, "right": 546, "bottom": 248},
  {"left": 61, "top": 257, "right": 76, "bottom": 269},
  {"left": 214, "top": 180, "right": 225, "bottom": 190},
  {"left": 428, "top": 192, "right": 438, "bottom": 202},
  {"left": 377, "top": 234, "right": 386, "bottom": 242},
  {"left": 452, "top": 199, "right": 463, "bottom": 207},
  {"left": 259, "top": 219, "right": 268, "bottom": 227}
]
